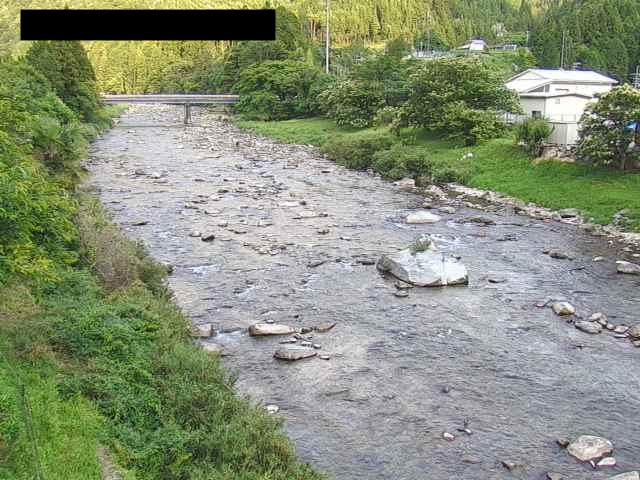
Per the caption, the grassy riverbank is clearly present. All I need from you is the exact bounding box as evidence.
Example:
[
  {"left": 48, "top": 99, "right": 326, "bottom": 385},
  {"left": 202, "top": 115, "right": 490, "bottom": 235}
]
[
  {"left": 1, "top": 57, "right": 322, "bottom": 477},
  {"left": 2, "top": 183, "right": 323, "bottom": 480},
  {"left": 236, "top": 118, "right": 640, "bottom": 231}
]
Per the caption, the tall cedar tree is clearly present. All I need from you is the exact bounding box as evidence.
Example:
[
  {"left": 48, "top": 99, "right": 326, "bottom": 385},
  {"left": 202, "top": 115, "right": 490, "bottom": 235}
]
[{"left": 26, "top": 41, "right": 101, "bottom": 122}]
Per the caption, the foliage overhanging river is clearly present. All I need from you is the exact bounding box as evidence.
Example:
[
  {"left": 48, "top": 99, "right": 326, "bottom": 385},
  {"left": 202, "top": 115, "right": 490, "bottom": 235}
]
[{"left": 86, "top": 105, "right": 640, "bottom": 480}]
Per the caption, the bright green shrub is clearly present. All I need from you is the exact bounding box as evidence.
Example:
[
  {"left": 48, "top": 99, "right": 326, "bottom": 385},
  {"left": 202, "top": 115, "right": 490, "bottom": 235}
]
[
  {"left": 403, "top": 58, "right": 520, "bottom": 144},
  {"left": 372, "top": 144, "right": 430, "bottom": 180},
  {"left": 576, "top": 85, "right": 640, "bottom": 170},
  {"left": 515, "top": 117, "right": 553, "bottom": 156},
  {"left": 321, "top": 133, "right": 395, "bottom": 170},
  {"left": 0, "top": 138, "right": 77, "bottom": 284},
  {"left": 317, "top": 80, "right": 385, "bottom": 128},
  {"left": 440, "top": 102, "right": 508, "bottom": 146},
  {"left": 234, "top": 60, "right": 330, "bottom": 120}
]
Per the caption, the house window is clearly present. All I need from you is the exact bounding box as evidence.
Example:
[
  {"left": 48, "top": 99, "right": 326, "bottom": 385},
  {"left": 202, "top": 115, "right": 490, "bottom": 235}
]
[
  {"left": 555, "top": 98, "right": 561, "bottom": 104},
  {"left": 532, "top": 111, "right": 542, "bottom": 119}
]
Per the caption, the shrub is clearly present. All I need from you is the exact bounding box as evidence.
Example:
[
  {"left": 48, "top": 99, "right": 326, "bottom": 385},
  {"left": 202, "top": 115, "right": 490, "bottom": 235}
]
[
  {"left": 515, "top": 117, "right": 554, "bottom": 156},
  {"left": 403, "top": 58, "right": 520, "bottom": 144},
  {"left": 318, "top": 80, "right": 385, "bottom": 128},
  {"left": 372, "top": 144, "right": 430, "bottom": 180},
  {"left": 575, "top": 85, "right": 640, "bottom": 170},
  {"left": 234, "top": 60, "right": 330, "bottom": 120},
  {"left": 321, "top": 133, "right": 395, "bottom": 170},
  {"left": 0, "top": 139, "right": 77, "bottom": 284},
  {"left": 31, "top": 116, "right": 89, "bottom": 175},
  {"left": 374, "top": 106, "right": 409, "bottom": 136},
  {"left": 440, "top": 102, "right": 509, "bottom": 146}
]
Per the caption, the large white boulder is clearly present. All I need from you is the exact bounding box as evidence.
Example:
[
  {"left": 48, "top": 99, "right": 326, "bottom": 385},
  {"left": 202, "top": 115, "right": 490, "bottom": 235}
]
[
  {"left": 377, "top": 237, "right": 468, "bottom": 287},
  {"left": 567, "top": 435, "right": 613, "bottom": 461}
]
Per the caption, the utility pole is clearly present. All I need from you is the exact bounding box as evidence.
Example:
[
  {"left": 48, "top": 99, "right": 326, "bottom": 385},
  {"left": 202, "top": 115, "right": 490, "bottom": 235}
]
[
  {"left": 560, "top": 30, "right": 566, "bottom": 70},
  {"left": 325, "top": 0, "right": 330, "bottom": 74}
]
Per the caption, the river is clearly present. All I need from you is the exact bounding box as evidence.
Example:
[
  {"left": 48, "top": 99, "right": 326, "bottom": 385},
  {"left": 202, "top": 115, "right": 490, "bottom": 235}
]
[{"left": 86, "top": 104, "right": 640, "bottom": 480}]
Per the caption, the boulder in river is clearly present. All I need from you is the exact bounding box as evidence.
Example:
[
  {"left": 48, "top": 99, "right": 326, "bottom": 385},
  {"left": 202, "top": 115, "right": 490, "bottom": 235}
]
[
  {"left": 274, "top": 345, "right": 317, "bottom": 361},
  {"left": 617, "top": 261, "right": 640, "bottom": 275},
  {"left": 377, "top": 235, "right": 468, "bottom": 287},
  {"left": 406, "top": 211, "right": 441, "bottom": 224},
  {"left": 461, "top": 215, "right": 495, "bottom": 226},
  {"left": 191, "top": 323, "right": 214, "bottom": 337},
  {"left": 314, "top": 322, "right": 337, "bottom": 333},
  {"left": 551, "top": 302, "right": 575, "bottom": 316},
  {"left": 249, "top": 323, "right": 296, "bottom": 336},
  {"left": 567, "top": 435, "right": 613, "bottom": 461},
  {"left": 628, "top": 324, "right": 640, "bottom": 339},
  {"left": 548, "top": 249, "right": 574, "bottom": 260},
  {"left": 589, "top": 312, "right": 608, "bottom": 326},
  {"left": 574, "top": 320, "right": 602, "bottom": 334}
]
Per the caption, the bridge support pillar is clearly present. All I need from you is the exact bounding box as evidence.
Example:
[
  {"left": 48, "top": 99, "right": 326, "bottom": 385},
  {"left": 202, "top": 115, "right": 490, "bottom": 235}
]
[{"left": 183, "top": 103, "right": 192, "bottom": 124}]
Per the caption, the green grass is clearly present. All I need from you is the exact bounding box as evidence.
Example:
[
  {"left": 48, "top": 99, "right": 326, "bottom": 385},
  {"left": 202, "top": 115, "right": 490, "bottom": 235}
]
[{"left": 237, "top": 118, "right": 640, "bottom": 230}]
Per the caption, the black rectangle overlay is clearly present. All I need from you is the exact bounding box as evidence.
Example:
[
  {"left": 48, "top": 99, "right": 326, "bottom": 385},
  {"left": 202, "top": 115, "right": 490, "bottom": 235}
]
[{"left": 21, "top": 9, "right": 275, "bottom": 41}]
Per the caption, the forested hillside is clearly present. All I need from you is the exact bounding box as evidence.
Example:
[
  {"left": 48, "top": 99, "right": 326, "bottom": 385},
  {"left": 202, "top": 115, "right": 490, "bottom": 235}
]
[
  {"left": 531, "top": 0, "right": 640, "bottom": 81},
  {"left": 1, "top": 0, "right": 638, "bottom": 89}
]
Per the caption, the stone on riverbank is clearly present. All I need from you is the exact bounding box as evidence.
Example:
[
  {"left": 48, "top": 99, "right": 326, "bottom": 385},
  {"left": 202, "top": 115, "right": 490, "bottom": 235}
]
[
  {"left": 249, "top": 324, "right": 296, "bottom": 336},
  {"left": 377, "top": 236, "right": 468, "bottom": 287},
  {"left": 617, "top": 261, "right": 640, "bottom": 275},
  {"left": 274, "top": 345, "right": 317, "bottom": 361},
  {"left": 567, "top": 435, "right": 613, "bottom": 461}
]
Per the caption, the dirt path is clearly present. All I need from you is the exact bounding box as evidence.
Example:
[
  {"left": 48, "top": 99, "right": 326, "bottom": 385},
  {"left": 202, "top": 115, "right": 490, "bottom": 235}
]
[{"left": 86, "top": 105, "right": 640, "bottom": 480}]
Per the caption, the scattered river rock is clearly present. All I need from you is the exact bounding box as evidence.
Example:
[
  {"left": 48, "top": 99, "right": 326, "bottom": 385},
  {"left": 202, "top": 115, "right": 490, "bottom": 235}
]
[
  {"left": 628, "top": 325, "right": 640, "bottom": 339},
  {"left": 574, "top": 320, "right": 602, "bottom": 334},
  {"left": 274, "top": 345, "right": 317, "bottom": 361},
  {"left": 617, "top": 261, "right": 640, "bottom": 275},
  {"left": 249, "top": 323, "right": 297, "bottom": 336},
  {"left": 552, "top": 302, "right": 576, "bottom": 316}
]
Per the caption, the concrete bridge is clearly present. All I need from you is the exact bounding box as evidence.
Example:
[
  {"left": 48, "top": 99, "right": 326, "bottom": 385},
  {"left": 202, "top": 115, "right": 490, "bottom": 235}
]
[{"left": 102, "top": 94, "right": 240, "bottom": 124}]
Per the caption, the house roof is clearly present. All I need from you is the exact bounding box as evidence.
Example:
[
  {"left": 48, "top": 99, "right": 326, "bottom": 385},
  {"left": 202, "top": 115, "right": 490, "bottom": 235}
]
[{"left": 505, "top": 68, "right": 618, "bottom": 94}]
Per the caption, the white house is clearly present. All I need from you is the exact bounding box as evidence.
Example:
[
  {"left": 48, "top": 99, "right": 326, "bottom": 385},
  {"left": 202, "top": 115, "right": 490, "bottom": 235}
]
[
  {"left": 505, "top": 68, "right": 618, "bottom": 146},
  {"left": 459, "top": 39, "right": 487, "bottom": 52}
]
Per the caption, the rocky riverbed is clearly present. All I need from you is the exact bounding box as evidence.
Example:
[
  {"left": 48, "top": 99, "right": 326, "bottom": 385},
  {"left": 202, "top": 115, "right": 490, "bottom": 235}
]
[{"left": 86, "top": 104, "right": 640, "bottom": 480}]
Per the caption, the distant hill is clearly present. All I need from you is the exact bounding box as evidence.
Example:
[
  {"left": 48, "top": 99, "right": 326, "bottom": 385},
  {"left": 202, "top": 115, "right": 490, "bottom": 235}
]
[{"left": 1, "top": 0, "right": 637, "bottom": 87}]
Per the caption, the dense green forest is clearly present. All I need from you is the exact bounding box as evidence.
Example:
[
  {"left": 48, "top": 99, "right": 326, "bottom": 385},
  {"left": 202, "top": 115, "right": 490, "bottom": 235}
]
[{"left": 1, "top": 0, "right": 638, "bottom": 93}]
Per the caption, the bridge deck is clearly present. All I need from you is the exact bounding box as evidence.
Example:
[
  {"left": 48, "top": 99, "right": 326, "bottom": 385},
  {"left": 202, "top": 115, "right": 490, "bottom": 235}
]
[{"left": 102, "top": 94, "right": 239, "bottom": 105}]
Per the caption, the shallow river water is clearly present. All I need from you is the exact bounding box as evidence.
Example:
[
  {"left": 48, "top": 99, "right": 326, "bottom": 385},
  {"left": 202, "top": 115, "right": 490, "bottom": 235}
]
[{"left": 86, "top": 105, "right": 640, "bottom": 480}]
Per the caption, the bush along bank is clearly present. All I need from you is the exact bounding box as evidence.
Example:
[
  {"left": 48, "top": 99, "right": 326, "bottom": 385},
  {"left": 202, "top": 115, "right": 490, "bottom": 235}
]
[
  {"left": 0, "top": 51, "right": 323, "bottom": 479},
  {"left": 236, "top": 117, "right": 640, "bottom": 235}
]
